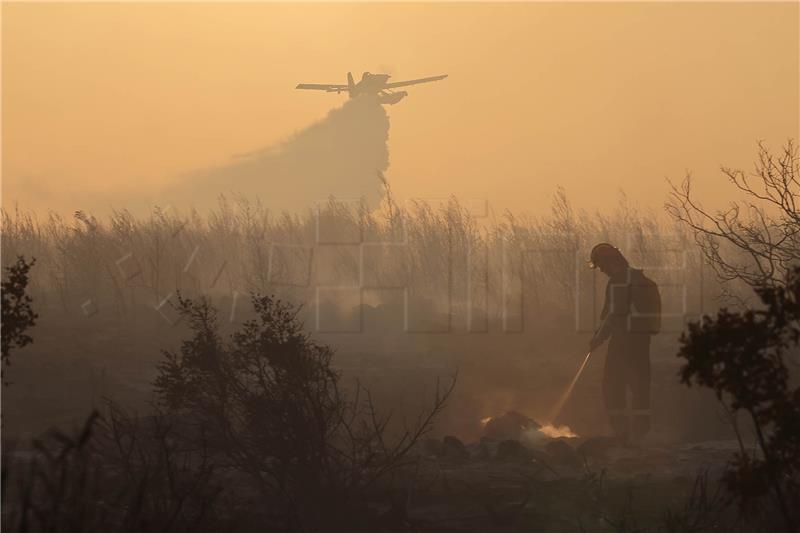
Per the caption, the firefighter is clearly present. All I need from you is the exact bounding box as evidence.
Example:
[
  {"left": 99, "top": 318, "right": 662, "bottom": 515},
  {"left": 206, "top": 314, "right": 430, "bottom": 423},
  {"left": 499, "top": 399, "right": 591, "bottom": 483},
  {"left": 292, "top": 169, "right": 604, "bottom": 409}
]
[{"left": 588, "top": 243, "right": 661, "bottom": 444}]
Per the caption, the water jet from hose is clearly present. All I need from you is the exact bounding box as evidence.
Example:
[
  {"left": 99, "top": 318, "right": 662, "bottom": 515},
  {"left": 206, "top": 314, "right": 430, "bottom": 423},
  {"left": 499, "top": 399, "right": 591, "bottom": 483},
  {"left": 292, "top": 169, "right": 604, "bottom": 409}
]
[{"left": 547, "top": 351, "right": 593, "bottom": 424}]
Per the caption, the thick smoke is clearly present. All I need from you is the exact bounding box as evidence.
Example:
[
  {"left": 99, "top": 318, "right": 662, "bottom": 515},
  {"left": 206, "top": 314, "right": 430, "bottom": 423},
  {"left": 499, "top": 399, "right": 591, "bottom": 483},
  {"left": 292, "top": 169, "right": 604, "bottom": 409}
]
[
  {"left": 2, "top": 97, "right": 389, "bottom": 217},
  {"left": 164, "top": 97, "right": 390, "bottom": 213}
]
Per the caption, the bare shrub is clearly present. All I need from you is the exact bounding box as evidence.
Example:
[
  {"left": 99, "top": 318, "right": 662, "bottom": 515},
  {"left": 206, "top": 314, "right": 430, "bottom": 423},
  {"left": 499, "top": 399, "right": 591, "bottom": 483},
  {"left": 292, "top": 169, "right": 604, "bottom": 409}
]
[
  {"left": 667, "top": 140, "right": 799, "bottom": 296},
  {"left": 1, "top": 405, "right": 223, "bottom": 532}
]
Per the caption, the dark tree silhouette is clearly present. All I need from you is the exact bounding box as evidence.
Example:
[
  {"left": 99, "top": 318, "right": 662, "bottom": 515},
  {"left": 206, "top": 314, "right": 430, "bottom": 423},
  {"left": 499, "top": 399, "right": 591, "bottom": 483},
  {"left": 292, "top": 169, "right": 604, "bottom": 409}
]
[
  {"left": 1, "top": 256, "right": 37, "bottom": 373},
  {"left": 677, "top": 266, "right": 800, "bottom": 532},
  {"left": 155, "top": 293, "right": 454, "bottom": 530}
]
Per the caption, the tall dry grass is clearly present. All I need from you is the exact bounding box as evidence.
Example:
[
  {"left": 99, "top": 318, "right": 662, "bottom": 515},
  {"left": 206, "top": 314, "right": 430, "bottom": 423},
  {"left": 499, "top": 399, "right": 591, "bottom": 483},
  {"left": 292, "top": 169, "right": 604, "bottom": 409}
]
[{"left": 1, "top": 191, "right": 730, "bottom": 333}]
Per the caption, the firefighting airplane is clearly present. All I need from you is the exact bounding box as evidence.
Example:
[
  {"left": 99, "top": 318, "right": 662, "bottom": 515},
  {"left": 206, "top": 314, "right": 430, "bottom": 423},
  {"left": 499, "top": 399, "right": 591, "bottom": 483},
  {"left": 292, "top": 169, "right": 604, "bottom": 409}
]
[{"left": 296, "top": 71, "right": 448, "bottom": 105}]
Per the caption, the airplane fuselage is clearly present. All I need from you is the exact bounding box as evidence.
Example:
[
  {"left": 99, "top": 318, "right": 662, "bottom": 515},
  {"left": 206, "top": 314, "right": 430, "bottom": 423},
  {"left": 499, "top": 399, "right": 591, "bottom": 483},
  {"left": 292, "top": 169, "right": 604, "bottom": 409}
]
[
  {"left": 296, "top": 70, "right": 446, "bottom": 105},
  {"left": 352, "top": 73, "right": 391, "bottom": 95},
  {"left": 350, "top": 72, "right": 406, "bottom": 104}
]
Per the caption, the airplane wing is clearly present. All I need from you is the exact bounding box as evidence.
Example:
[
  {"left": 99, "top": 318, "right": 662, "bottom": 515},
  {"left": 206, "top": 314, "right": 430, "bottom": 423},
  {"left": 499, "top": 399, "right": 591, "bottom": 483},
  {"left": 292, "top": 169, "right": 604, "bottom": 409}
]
[
  {"left": 296, "top": 83, "right": 349, "bottom": 92},
  {"left": 384, "top": 74, "right": 448, "bottom": 89}
]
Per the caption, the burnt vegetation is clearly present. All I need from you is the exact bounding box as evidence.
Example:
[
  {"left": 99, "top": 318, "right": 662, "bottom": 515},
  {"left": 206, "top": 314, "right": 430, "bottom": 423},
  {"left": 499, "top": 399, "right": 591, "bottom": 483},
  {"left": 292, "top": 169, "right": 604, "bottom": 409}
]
[{"left": 2, "top": 140, "right": 800, "bottom": 532}]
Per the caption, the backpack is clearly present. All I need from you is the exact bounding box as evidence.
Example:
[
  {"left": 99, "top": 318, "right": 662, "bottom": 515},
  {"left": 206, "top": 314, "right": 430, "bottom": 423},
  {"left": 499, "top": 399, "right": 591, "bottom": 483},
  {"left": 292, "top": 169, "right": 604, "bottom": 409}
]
[{"left": 629, "top": 270, "right": 662, "bottom": 335}]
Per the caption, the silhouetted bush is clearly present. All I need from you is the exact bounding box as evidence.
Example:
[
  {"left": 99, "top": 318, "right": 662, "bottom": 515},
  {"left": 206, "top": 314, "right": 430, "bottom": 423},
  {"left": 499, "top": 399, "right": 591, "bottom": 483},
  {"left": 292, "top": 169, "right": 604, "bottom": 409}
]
[
  {"left": 154, "top": 293, "right": 454, "bottom": 530},
  {"left": 0, "top": 288, "right": 453, "bottom": 532},
  {"left": 678, "top": 266, "right": 800, "bottom": 532},
  {"left": 1, "top": 255, "right": 37, "bottom": 373}
]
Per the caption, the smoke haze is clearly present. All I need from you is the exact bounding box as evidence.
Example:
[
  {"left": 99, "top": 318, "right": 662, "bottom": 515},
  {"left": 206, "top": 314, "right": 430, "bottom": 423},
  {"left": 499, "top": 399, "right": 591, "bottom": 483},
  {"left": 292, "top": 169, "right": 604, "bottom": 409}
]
[{"left": 161, "top": 97, "right": 389, "bottom": 213}]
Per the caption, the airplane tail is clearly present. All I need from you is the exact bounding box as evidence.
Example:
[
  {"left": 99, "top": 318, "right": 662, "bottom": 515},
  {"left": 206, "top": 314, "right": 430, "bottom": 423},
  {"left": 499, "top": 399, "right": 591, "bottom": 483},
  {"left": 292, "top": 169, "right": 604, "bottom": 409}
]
[{"left": 347, "top": 72, "right": 356, "bottom": 97}]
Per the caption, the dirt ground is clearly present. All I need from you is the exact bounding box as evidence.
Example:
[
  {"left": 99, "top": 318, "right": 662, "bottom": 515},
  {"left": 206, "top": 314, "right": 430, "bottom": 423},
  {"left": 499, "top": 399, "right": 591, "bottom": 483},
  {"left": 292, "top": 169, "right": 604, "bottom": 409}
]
[{"left": 370, "top": 434, "right": 742, "bottom": 532}]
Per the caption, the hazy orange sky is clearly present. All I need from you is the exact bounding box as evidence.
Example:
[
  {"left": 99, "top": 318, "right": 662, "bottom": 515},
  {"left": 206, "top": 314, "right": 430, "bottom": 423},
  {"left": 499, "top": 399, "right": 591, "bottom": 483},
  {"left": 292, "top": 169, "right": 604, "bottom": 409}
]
[{"left": 2, "top": 2, "right": 798, "bottom": 216}]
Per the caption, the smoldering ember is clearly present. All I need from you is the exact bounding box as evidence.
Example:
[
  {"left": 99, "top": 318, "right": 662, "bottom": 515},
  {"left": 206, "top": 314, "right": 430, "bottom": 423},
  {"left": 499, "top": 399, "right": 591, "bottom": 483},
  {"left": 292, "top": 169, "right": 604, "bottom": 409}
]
[{"left": 2, "top": 3, "right": 799, "bottom": 532}]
